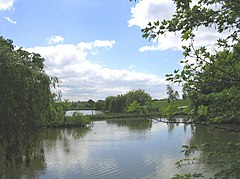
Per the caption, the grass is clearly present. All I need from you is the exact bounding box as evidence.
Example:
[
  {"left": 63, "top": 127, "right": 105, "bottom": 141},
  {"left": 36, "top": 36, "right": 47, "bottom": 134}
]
[
  {"left": 89, "top": 112, "right": 161, "bottom": 120},
  {"left": 66, "top": 99, "right": 192, "bottom": 121},
  {"left": 150, "top": 99, "right": 191, "bottom": 109}
]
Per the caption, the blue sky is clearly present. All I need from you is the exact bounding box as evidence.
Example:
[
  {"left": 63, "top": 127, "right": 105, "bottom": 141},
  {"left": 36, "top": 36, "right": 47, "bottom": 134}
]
[{"left": 0, "top": 0, "right": 224, "bottom": 101}]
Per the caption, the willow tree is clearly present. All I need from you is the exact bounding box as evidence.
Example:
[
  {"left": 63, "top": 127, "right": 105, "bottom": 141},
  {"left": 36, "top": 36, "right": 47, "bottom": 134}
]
[{"left": 0, "top": 37, "right": 57, "bottom": 166}]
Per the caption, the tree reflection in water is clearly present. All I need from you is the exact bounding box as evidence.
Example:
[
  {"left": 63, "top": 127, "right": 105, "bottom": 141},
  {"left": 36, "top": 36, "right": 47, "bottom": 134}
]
[
  {"left": 106, "top": 119, "right": 152, "bottom": 130},
  {"left": 0, "top": 127, "right": 90, "bottom": 179},
  {"left": 0, "top": 128, "right": 45, "bottom": 179}
]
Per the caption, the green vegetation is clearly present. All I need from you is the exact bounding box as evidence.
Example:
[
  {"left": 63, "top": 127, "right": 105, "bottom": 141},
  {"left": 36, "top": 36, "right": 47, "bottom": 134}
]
[
  {"left": 137, "top": 0, "right": 240, "bottom": 177},
  {"left": 66, "top": 86, "right": 190, "bottom": 120},
  {"left": 0, "top": 37, "right": 90, "bottom": 166},
  {"left": 48, "top": 100, "right": 91, "bottom": 127},
  {"left": 150, "top": 86, "right": 190, "bottom": 119},
  {"left": 0, "top": 36, "right": 57, "bottom": 166},
  {"left": 66, "top": 86, "right": 190, "bottom": 119},
  {"left": 0, "top": 37, "right": 55, "bottom": 129},
  {"left": 48, "top": 112, "right": 91, "bottom": 128},
  {"left": 104, "top": 89, "right": 152, "bottom": 113},
  {"left": 69, "top": 99, "right": 96, "bottom": 110},
  {"left": 141, "top": 0, "right": 240, "bottom": 124},
  {"left": 150, "top": 99, "right": 191, "bottom": 109}
]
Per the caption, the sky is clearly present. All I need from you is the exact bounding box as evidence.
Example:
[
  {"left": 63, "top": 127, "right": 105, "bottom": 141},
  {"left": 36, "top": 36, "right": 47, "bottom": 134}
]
[{"left": 0, "top": 0, "right": 226, "bottom": 101}]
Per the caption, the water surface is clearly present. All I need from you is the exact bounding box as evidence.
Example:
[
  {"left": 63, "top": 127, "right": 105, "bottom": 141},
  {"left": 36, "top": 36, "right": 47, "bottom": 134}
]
[
  {"left": 66, "top": 109, "right": 103, "bottom": 116},
  {"left": 1, "top": 118, "right": 240, "bottom": 179}
]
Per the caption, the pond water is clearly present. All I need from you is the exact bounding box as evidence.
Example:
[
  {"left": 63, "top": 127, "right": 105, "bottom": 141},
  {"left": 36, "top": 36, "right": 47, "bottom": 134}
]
[
  {"left": 1, "top": 118, "right": 240, "bottom": 179},
  {"left": 66, "top": 109, "right": 104, "bottom": 116}
]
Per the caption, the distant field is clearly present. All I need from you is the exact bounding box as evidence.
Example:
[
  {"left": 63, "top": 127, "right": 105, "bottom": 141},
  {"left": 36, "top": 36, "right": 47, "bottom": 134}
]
[{"left": 151, "top": 99, "right": 191, "bottom": 109}]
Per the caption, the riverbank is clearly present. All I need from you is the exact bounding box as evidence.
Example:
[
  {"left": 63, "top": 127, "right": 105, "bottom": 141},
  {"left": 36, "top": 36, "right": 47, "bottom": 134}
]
[
  {"left": 46, "top": 123, "right": 90, "bottom": 128},
  {"left": 89, "top": 112, "right": 161, "bottom": 120}
]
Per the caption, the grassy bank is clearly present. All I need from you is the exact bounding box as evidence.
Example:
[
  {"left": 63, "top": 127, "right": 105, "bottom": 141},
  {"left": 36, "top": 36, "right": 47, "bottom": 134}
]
[
  {"left": 63, "top": 99, "right": 192, "bottom": 122},
  {"left": 150, "top": 99, "right": 191, "bottom": 109},
  {"left": 89, "top": 112, "right": 161, "bottom": 120}
]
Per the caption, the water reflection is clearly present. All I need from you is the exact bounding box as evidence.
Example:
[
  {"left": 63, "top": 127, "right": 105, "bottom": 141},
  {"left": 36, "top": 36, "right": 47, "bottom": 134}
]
[
  {"left": 0, "top": 129, "right": 45, "bottom": 179},
  {"left": 195, "top": 125, "right": 240, "bottom": 178},
  {"left": 1, "top": 119, "right": 240, "bottom": 179},
  {"left": 106, "top": 118, "right": 152, "bottom": 130},
  {"left": 190, "top": 124, "right": 240, "bottom": 145},
  {"left": 66, "top": 110, "right": 103, "bottom": 116},
  {"left": 39, "top": 120, "right": 196, "bottom": 179}
]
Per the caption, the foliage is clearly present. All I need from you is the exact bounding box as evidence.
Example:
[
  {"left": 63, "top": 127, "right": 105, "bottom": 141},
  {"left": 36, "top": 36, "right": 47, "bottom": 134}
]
[
  {"left": 0, "top": 36, "right": 58, "bottom": 166},
  {"left": 127, "top": 100, "right": 140, "bottom": 113},
  {"left": 69, "top": 90, "right": 154, "bottom": 114},
  {"left": 69, "top": 100, "right": 96, "bottom": 110},
  {"left": 197, "top": 105, "right": 208, "bottom": 121},
  {"left": 0, "top": 37, "right": 56, "bottom": 127},
  {"left": 160, "top": 104, "right": 178, "bottom": 119},
  {"left": 48, "top": 99, "right": 71, "bottom": 125},
  {"left": 94, "top": 100, "right": 105, "bottom": 110},
  {"left": 174, "top": 143, "right": 240, "bottom": 178},
  {"left": 104, "top": 89, "right": 152, "bottom": 113},
  {"left": 150, "top": 99, "right": 191, "bottom": 109},
  {"left": 152, "top": 99, "right": 191, "bottom": 118},
  {"left": 125, "top": 89, "right": 152, "bottom": 106},
  {"left": 172, "top": 173, "right": 204, "bottom": 179},
  {"left": 127, "top": 100, "right": 150, "bottom": 116},
  {"left": 140, "top": 0, "right": 240, "bottom": 123},
  {"left": 137, "top": 0, "right": 240, "bottom": 177},
  {"left": 65, "top": 112, "right": 91, "bottom": 126},
  {"left": 182, "top": 106, "right": 191, "bottom": 114},
  {"left": 141, "top": 0, "right": 240, "bottom": 42}
]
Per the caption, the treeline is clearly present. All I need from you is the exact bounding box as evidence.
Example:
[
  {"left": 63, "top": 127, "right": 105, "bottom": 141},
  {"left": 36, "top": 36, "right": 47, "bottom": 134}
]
[
  {"left": 103, "top": 89, "right": 152, "bottom": 113},
  {"left": 66, "top": 86, "right": 191, "bottom": 117},
  {"left": 69, "top": 100, "right": 95, "bottom": 110},
  {"left": 68, "top": 89, "right": 153, "bottom": 113}
]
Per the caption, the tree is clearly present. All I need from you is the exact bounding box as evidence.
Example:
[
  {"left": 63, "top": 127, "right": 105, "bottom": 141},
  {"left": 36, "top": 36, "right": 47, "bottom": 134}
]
[
  {"left": 88, "top": 99, "right": 95, "bottom": 105},
  {"left": 127, "top": 100, "right": 140, "bottom": 113},
  {"left": 0, "top": 36, "right": 58, "bottom": 165},
  {"left": 0, "top": 36, "right": 57, "bottom": 128},
  {"left": 94, "top": 100, "right": 105, "bottom": 110},
  {"left": 136, "top": 0, "right": 240, "bottom": 177},
  {"left": 166, "top": 85, "right": 179, "bottom": 103},
  {"left": 140, "top": 0, "right": 240, "bottom": 122},
  {"left": 125, "top": 89, "right": 152, "bottom": 107},
  {"left": 104, "top": 89, "right": 152, "bottom": 113}
]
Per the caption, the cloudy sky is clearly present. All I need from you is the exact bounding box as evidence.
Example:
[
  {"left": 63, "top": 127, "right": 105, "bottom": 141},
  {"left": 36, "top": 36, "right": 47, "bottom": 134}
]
[{"left": 0, "top": 0, "right": 225, "bottom": 101}]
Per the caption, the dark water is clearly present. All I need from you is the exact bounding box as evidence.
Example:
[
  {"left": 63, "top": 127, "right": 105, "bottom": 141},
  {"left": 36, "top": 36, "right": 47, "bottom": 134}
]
[{"left": 1, "top": 118, "right": 240, "bottom": 179}]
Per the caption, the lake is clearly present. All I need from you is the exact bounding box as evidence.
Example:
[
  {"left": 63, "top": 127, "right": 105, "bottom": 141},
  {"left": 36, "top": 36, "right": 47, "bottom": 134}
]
[
  {"left": 1, "top": 118, "right": 240, "bottom": 179},
  {"left": 66, "top": 109, "right": 104, "bottom": 116}
]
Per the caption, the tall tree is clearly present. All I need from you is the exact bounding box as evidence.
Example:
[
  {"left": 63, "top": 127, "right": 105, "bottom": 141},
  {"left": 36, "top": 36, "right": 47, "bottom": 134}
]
[{"left": 0, "top": 36, "right": 58, "bottom": 165}]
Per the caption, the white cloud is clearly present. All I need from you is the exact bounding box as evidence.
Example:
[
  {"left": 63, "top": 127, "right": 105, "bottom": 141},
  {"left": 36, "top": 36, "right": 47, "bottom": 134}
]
[
  {"left": 128, "top": 0, "right": 231, "bottom": 52},
  {"left": 0, "top": 0, "right": 14, "bottom": 10},
  {"left": 128, "top": 0, "right": 175, "bottom": 29},
  {"left": 77, "top": 40, "right": 115, "bottom": 50},
  {"left": 4, "top": 16, "right": 17, "bottom": 24},
  {"left": 47, "top": 35, "right": 64, "bottom": 44},
  {"left": 26, "top": 40, "right": 167, "bottom": 101}
]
